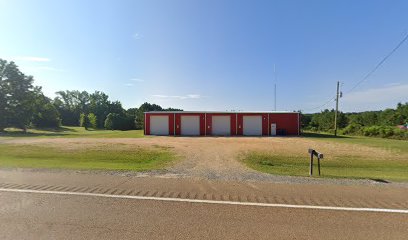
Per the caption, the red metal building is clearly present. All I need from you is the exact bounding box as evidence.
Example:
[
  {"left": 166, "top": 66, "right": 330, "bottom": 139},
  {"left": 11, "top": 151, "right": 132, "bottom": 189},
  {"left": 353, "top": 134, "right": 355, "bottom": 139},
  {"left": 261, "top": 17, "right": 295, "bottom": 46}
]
[{"left": 145, "top": 111, "right": 300, "bottom": 136}]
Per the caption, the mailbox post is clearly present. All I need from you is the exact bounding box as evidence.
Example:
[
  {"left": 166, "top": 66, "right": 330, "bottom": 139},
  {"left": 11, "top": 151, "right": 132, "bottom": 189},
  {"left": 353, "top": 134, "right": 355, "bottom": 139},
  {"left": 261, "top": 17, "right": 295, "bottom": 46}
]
[{"left": 308, "top": 149, "right": 324, "bottom": 176}]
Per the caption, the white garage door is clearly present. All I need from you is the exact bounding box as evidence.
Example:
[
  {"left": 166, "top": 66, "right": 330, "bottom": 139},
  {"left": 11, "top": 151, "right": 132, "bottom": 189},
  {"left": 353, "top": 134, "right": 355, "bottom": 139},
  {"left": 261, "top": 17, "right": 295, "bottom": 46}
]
[
  {"left": 212, "top": 116, "right": 231, "bottom": 136},
  {"left": 181, "top": 116, "right": 200, "bottom": 136},
  {"left": 243, "top": 116, "right": 262, "bottom": 136},
  {"left": 150, "top": 115, "right": 169, "bottom": 135}
]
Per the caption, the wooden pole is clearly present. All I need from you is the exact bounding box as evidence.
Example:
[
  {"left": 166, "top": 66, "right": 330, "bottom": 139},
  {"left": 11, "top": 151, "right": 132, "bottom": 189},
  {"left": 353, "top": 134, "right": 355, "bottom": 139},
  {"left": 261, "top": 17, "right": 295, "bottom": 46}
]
[
  {"left": 334, "top": 81, "right": 340, "bottom": 136},
  {"left": 309, "top": 153, "right": 314, "bottom": 176}
]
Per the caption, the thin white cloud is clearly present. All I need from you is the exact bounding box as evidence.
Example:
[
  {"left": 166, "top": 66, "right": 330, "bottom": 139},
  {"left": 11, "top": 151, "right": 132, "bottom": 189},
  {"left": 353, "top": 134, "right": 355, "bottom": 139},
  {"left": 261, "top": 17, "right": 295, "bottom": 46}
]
[
  {"left": 132, "top": 33, "right": 142, "bottom": 40},
  {"left": 341, "top": 83, "right": 408, "bottom": 111},
  {"left": 185, "top": 94, "right": 201, "bottom": 99},
  {"left": 384, "top": 82, "right": 401, "bottom": 87},
  {"left": 36, "top": 66, "right": 63, "bottom": 71},
  {"left": 124, "top": 83, "right": 134, "bottom": 87},
  {"left": 25, "top": 66, "right": 64, "bottom": 72},
  {"left": 342, "top": 84, "right": 408, "bottom": 104},
  {"left": 130, "top": 78, "right": 144, "bottom": 82},
  {"left": 13, "top": 56, "right": 51, "bottom": 62},
  {"left": 152, "top": 94, "right": 202, "bottom": 100}
]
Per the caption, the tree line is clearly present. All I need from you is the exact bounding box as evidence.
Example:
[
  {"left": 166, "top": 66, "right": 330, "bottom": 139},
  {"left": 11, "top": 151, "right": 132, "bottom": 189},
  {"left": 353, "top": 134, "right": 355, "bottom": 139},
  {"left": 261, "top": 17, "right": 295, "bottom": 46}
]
[
  {"left": 0, "top": 58, "right": 181, "bottom": 131},
  {"left": 2, "top": 58, "right": 407, "bottom": 138},
  {"left": 301, "top": 103, "right": 408, "bottom": 139}
]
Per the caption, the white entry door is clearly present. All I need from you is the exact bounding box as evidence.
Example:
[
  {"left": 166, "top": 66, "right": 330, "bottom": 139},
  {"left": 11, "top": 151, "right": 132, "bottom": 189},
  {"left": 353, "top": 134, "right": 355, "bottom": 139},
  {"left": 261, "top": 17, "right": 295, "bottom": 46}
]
[
  {"left": 212, "top": 116, "right": 231, "bottom": 136},
  {"left": 150, "top": 115, "right": 169, "bottom": 135},
  {"left": 243, "top": 116, "right": 262, "bottom": 136},
  {"left": 181, "top": 116, "right": 200, "bottom": 135},
  {"left": 270, "top": 123, "right": 277, "bottom": 136}
]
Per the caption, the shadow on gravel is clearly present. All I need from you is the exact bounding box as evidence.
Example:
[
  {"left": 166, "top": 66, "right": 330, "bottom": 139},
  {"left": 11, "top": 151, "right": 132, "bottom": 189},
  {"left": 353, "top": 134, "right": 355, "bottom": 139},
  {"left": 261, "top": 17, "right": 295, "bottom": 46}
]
[{"left": 369, "top": 178, "right": 390, "bottom": 184}]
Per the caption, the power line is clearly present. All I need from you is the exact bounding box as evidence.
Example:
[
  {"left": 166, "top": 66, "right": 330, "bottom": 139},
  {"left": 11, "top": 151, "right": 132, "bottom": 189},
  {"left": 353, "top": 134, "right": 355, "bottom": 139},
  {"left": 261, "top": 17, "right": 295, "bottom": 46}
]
[
  {"left": 303, "top": 32, "right": 408, "bottom": 113},
  {"left": 345, "top": 32, "right": 408, "bottom": 94},
  {"left": 302, "top": 90, "right": 337, "bottom": 112}
]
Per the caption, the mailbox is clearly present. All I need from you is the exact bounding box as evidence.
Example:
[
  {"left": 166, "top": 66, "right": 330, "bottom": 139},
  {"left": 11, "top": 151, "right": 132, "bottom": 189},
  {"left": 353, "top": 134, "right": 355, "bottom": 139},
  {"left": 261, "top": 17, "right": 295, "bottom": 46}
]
[{"left": 308, "top": 148, "right": 323, "bottom": 176}]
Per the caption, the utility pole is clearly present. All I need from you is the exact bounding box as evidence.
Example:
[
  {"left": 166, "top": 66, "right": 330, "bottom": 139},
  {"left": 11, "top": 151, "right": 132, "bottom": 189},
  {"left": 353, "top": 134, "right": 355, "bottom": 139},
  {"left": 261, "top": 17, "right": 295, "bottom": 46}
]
[{"left": 334, "top": 81, "right": 340, "bottom": 136}]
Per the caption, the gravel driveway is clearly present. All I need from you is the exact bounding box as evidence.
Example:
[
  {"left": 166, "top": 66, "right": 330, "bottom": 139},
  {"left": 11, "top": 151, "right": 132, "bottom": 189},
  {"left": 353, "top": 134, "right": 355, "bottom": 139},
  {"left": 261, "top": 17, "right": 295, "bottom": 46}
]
[{"left": 3, "top": 136, "right": 405, "bottom": 186}]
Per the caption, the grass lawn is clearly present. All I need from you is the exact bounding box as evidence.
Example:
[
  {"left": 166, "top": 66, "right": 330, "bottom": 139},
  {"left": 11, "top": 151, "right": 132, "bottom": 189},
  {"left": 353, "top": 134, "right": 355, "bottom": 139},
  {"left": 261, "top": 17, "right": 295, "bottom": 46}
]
[
  {"left": 0, "top": 143, "right": 178, "bottom": 171},
  {"left": 241, "top": 132, "right": 408, "bottom": 181},
  {"left": 241, "top": 152, "right": 408, "bottom": 181},
  {"left": 0, "top": 126, "right": 145, "bottom": 138},
  {"left": 303, "top": 131, "right": 408, "bottom": 154}
]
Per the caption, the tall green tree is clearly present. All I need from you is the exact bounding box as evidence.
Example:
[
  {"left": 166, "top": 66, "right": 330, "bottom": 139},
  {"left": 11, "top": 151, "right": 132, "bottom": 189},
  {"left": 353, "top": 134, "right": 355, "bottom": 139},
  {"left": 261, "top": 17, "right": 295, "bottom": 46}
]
[
  {"left": 89, "top": 91, "right": 110, "bottom": 128},
  {"left": 309, "top": 109, "right": 347, "bottom": 132},
  {"left": 79, "top": 113, "right": 90, "bottom": 130},
  {"left": 31, "top": 87, "right": 61, "bottom": 128},
  {"left": 135, "top": 103, "right": 162, "bottom": 130},
  {"left": 104, "top": 113, "right": 134, "bottom": 130},
  {"left": 54, "top": 90, "right": 90, "bottom": 126},
  {"left": 0, "top": 59, "right": 8, "bottom": 131},
  {"left": 87, "top": 113, "right": 98, "bottom": 129},
  {"left": 134, "top": 102, "right": 182, "bottom": 129},
  {"left": 0, "top": 59, "right": 36, "bottom": 131}
]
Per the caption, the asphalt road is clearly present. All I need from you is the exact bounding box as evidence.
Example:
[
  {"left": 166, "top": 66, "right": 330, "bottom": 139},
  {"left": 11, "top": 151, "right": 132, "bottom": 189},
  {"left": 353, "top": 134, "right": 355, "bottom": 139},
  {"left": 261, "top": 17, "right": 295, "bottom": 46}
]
[
  {"left": 0, "top": 170, "right": 407, "bottom": 239},
  {"left": 1, "top": 191, "right": 407, "bottom": 240}
]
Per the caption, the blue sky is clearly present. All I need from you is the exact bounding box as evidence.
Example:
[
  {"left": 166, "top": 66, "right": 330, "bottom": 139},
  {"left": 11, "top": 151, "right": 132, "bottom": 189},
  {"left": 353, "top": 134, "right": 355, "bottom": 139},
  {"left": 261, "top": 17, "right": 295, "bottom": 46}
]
[{"left": 0, "top": 0, "right": 407, "bottom": 113}]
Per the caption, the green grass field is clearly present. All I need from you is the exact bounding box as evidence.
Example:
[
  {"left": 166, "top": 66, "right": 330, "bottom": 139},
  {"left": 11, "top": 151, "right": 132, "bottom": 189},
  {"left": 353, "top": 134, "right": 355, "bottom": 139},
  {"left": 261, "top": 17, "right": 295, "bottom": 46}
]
[
  {"left": 241, "top": 132, "right": 408, "bottom": 181},
  {"left": 303, "top": 132, "right": 408, "bottom": 154},
  {"left": 241, "top": 152, "right": 407, "bottom": 181},
  {"left": 0, "top": 126, "right": 179, "bottom": 171},
  {"left": 0, "top": 126, "right": 145, "bottom": 138},
  {"left": 0, "top": 143, "right": 177, "bottom": 171}
]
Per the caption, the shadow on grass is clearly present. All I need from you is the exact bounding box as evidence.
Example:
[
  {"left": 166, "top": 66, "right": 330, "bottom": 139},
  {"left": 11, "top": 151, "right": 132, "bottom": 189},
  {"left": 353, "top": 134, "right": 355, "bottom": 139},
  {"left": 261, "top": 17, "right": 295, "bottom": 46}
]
[
  {"left": 0, "top": 126, "right": 77, "bottom": 137},
  {"left": 302, "top": 132, "right": 350, "bottom": 139},
  {"left": 38, "top": 126, "right": 77, "bottom": 132},
  {"left": 0, "top": 132, "right": 67, "bottom": 137}
]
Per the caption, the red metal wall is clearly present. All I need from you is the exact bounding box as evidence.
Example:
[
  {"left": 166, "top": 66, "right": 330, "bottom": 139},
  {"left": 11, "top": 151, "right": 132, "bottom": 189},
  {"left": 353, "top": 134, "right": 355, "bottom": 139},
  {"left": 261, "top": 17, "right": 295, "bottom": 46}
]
[
  {"left": 268, "top": 113, "right": 299, "bottom": 135},
  {"left": 145, "top": 113, "right": 175, "bottom": 135},
  {"left": 205, "top": 113, "right": 237, "bottom": 136},
  {"left": 175, "top": 113, "right": 206, "bottom": 136},
  {"left": 145, "top": 112, "right": 300, "bottom": 136},
  {"left": 236, "top": 113, "right": 269, "bottom": 136}
]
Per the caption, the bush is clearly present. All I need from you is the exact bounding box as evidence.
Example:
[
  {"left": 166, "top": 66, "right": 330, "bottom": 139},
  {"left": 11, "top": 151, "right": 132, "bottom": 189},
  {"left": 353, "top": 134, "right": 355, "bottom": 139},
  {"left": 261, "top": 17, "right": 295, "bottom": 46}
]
[
  {"left": 104, "top": 113, "right": 115, "bottom": 130},
  {"left": 362, "top": 126, "right": 380, "bottom": 137},
  {"left": 348, "top": 125, "right": 408, "bottom": 140},
  {"left": 379, "top": 126, "right": 394, "bottom": 138},
  {"left": 392, "top": 128, "right": 405, "bottom": 138},
  {"left": 341, "top": 123, "right": 362, "bottom": 135},
  {"left": 104, "top": 113, "right": 134, "bottom": 130},
  {"left": 79, "top": 113, "right": 90, "bottom": 130},
  {"left": 88, "top": 113, "right": 97, "bottom": 129},
  {"left": 31, "top": 102, "right": 61, "bottom": 128},
  {"left": 310, "top": 127, "right": 318, "bottom": 132}
]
